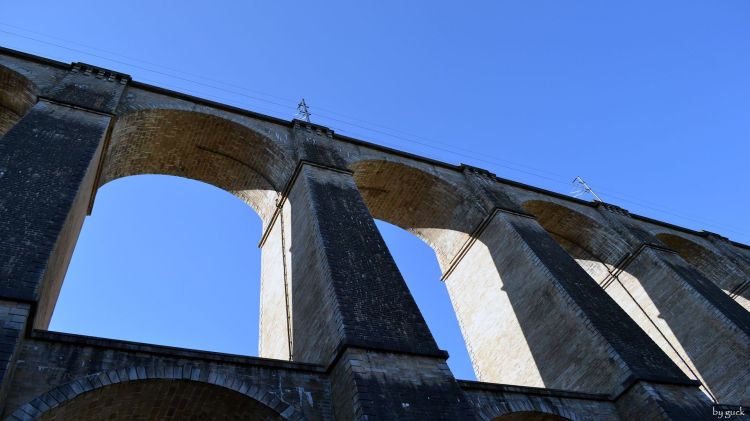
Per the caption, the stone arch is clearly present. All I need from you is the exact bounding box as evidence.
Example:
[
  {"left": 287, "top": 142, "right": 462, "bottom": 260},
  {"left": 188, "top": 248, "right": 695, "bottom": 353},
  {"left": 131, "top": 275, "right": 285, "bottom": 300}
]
[
  {"left": 522, "top": 200, "right": 631, "bottom": 271},
  {"left": 0, "top": 63, "right": 38, "bottom": 136},
  {"left": 54, "top": 173, "right": 265, "bottom": 353},
  {"left": 346, "top": 159, "right": 485, "bottom": 377},
  {"left": 493, "top": 413, "right": 574, "bottom": 421},
  {"left": 522, "top": 200, "right": 750, "bottom": 402},
  {"left": 6, "top": 365, "right": 302, "bottom": 421},
  {"left": 521, "top": 200, "right": 700, "bottom": 377},
  {"left": 474, "top": 403, "right": 582, "bottom": 421},
  {"left": 348, "top": 159, "right": 486, "bottom": 271},
  {"left": 102, "top": 108, "right": 294, "bottom": 225},
  {"left": 656, "top": 233, "right": 750, "bottom": 310}
]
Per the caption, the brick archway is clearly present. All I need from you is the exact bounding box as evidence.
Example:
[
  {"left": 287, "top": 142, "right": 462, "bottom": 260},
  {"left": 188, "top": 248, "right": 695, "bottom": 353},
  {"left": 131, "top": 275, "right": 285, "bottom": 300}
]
[{"left": 6, "top": 365, "right": 303, "bottom": 421}]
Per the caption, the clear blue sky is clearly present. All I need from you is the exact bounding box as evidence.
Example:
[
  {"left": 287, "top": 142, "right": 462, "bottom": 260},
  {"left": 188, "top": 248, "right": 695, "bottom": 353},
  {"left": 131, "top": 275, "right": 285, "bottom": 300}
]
[{"left": 2, "top": 1, "right": 748, "bottom": 381}]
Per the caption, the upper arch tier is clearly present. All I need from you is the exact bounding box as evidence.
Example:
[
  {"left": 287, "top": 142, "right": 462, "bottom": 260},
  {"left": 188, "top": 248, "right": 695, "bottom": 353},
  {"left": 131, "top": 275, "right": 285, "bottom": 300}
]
[
  {"left": 102, "top": 108, "right": 293, "bottom": 224},
  {"left": 0, "top": 47, "right": 746, "bottom": 256}
]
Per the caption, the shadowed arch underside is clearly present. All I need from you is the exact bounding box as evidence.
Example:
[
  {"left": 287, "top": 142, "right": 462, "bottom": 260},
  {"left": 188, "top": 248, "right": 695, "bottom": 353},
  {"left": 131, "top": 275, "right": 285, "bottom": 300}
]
[
  {"left": 349, "top": 159, "right": 486, "bottom": 271},
  {"left": 656, "top": 232, "right": 750, "bottom": 310},
  {"left": 101, "top": 109, "right": 292, "bottom": 224},
  {"left": 494, "top": 412, "right": 572, "bottom": 421},
  {"left": 521, "top": 200, "right": 634, "bottom": 287},
  {"left": 0, "top": 65, "right": 37, "bottom": 137},
  {"left": 522, "top": 200, "right": 630, "bottom": 267},
  {"left": 30, "top": 379, "right": 285, "bottom": 421},
  {"left": 523, "top": 200, "right": 750, "bottom": 404}
]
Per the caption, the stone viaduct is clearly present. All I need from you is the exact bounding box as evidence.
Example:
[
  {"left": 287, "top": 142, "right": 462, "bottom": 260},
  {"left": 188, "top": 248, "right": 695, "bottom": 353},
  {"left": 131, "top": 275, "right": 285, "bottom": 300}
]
[{"left": 0, "top": 46, "right": 748, "bottom": 420}]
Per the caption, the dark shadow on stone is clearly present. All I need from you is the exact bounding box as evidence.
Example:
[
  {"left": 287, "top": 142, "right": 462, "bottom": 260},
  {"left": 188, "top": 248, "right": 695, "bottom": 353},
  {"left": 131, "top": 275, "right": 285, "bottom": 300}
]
[
  {"left": 36, "top": 379, "right": 285, "bottom": 421},
  {"left": 657, "top": 233, "right": 750, "bottom": 307},
  {"left": 523, "top": 200, "right": 750, "bottom": 405},
  {"left": 494, "top": 412, "right": 572, "bottom": 421}
]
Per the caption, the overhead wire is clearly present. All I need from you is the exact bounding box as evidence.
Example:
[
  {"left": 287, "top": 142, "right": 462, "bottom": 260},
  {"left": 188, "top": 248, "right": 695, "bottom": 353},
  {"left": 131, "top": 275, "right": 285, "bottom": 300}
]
[
  {"left": 0, "top": 21, "right": 298, "bottom": 105},
  {"left": 0, "top": 25, "right": 574, "bottom": 183},
  {"left": 0, "top": 23, "right": 616, "bottom": 181},
  {"left": 0, "top": 28, "right": 296, "bottom": 113},
  {"left": 0, "top": 24, "right": 747, "bottom": 240}
]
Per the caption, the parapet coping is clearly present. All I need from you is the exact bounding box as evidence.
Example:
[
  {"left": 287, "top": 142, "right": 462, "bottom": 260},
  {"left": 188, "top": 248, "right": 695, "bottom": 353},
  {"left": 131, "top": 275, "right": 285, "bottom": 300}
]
[
  {"left": 29, "top": 330, "right": 326, "bottom": 374},
  {"left": 31, "top": 330, "right": 707, "bottom": 404},
  {"left": 457, "top": 380, "right": 611, "bottom": 402},
  {"left": 0, "top": 45, "right": 746, "bottom": 250}
]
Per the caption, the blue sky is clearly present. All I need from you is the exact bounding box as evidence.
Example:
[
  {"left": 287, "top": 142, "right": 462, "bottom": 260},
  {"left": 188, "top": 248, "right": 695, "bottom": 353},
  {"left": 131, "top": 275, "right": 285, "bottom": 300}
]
[{"left": 2, "top": 1, "right": 748, "bottom": 381}]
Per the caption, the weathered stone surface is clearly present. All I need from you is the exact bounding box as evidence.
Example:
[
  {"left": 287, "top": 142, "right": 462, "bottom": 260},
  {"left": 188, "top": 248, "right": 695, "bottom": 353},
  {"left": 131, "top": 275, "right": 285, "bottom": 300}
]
[
  {"left": 0, "top": 64, "right": 36, "bottom": 137},
  {"left": 4, "top": 331, "right": 327, "bottom": 421},
  {"left": 0, "top": 101, "right": 111, "bottom": 322},
  {"left": 285, "top": 163, "right": 442, "bottom": 362},
  {"left": 0, "top": 46, "right": 746, "bottom": 419},
  {"left": 444, "top": 210, "right": 689, "bottom": 395},
  {"left": 329, "top": 348, "right": 477, "bottom": 420},
  {"left": 657, "top": 232, "right": 750, "bottom": 311},
  {"left": 42, "top": 63, "right": 129, "bottom": 115}
]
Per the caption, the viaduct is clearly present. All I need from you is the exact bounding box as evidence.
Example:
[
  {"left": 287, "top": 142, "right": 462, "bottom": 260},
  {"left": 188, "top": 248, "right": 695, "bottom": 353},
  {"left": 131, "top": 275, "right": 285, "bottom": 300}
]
[{"left": 0, "top": 47, "right": 748, "bottom": 420}]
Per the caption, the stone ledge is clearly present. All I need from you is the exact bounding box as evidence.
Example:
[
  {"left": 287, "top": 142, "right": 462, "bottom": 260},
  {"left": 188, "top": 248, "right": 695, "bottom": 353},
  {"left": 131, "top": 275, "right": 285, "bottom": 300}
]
[
  {"left": 325, "top": 341, "right": 450, "bottom": 374},
  {"left": 457, "top": 379, "right": 611, "bottom": 401},
  {"left": 29, "top": 330, "right": 326, "bottom": 373}
]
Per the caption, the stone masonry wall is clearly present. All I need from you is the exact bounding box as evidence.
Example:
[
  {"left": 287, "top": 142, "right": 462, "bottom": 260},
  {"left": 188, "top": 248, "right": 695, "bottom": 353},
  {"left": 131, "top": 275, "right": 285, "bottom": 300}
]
[{"left": 0, "top": 47, "right": 746, "bottom": 419}]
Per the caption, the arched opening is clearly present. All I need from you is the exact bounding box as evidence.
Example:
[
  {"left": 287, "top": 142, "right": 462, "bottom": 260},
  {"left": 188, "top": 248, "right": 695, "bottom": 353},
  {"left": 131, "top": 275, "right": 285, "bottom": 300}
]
[
  {"left": 50, "top": 175, "right": 263, "bottom": 355},
  {"left": 520, "top": 200, "right": 749, "bottom": 403},
  {"left": 350, "top": 162, "right": 628, "bottom": 390},
  {"left": 100, "top": 109, "right": 291, "bottom": 224},
  {"left": 493, "top": 412, "right": 573, "bottom": 421},
  {"left": 522, "top": 200, "right": 630, "bottom": 273},
  {"left": 350, "top": 159, "right": 485, "bottom": 379},
  {"left": 522, "top": 201, "right": 658, "bottom": 304},
  {"left": 0, "top": 64, "right": 37, "bottom": 137},
  {"left": 43, "top": 109, "right": 292, "bottom": 357},
  {"left": 521, "top": 200, "right": 697, "bottom": 373},
  {"left": 656, "top": 233, "right": 750, "bottom": 311},
  {"left": 350, "top": 159, "right": 486, "bottom": 271},
  {"left": 31, "top": 379, "right": 285, "bottom": 420},
  {"left": 375, "top": 219, "right": 475, "bottom": 379}
]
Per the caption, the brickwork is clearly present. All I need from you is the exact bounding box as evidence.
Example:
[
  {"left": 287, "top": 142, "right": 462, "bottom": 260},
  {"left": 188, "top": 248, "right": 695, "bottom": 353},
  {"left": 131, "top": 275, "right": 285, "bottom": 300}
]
[
  {"left": 657, "top": 233, "right": 750, "bottom": 311},
  {"left": 0, "top": 64, "right": 36, "bottom": 137},
  {"left": 0, "top": 102, "right": 110, "bottom": 304},
  {"left": 444, "top": 210, "right": 689, "bottom": 394},
  {"left": 4, "top": 331, "right": 327, "bottom": 420},
  {"left": 328, "top": 348, "right": 476, "bottom": 420},
  {"left": 258, "top": 209, "right": 292, "bottom": 360},
  {"left": 522, "top": 200, "right": 704, "bottom": 384},
  {"left": 613, "top": 381, "right": 746, "bottom": 421},
  {"left": 33, "top": 380, "right": 285, "bottom": 421},
  {"left": 102, "top": 108, "right": 291, "bottom": 225},
  {"left": 42, "top": 63, "right": 129, "bottom": 114},
  {"left": 459, "top": 381, "right": 619, "bottom": 421},
  {"left": 700, "top": 233, "right": 750, "bottom": 276},
  {"left": 621, "top": 247, "right": 750, "bottom": 404},
  {"left": 0, "top": 301, "right": 29, "bottom": 415},
  {"left": 350, "top": 159, "right": 486, "bottom": 271},
  {"left": 0, "top": 47, "right": 745, "bottom": 419},
  {"left": 282, "top": 163, "right": 443, "bottom": 363},
  {"left": 521, "top": 199, "right": 750, "bottom": 405}
]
